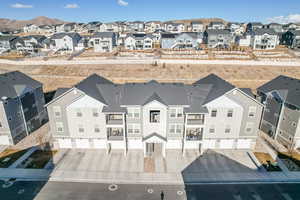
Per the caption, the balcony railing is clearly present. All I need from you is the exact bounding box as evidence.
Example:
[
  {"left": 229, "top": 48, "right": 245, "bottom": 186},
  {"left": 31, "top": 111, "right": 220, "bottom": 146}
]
[
  {"left": 106, "top": 119, "right": 123, "bottom": 125},
  {"left": 107, "top": 135, "right": 124, "bottom": 141},
  {"left": 186, "top": 119, "right": 204, "bottom": 125},
  {"left": 186, "top": 134, "right": 203, "bottom": 141},
  {"left": 107, "top": 128, "right": 124, "bottom": 141}
]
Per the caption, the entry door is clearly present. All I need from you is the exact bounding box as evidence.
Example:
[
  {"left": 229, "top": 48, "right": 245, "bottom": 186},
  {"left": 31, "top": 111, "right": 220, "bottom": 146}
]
[{"left": 146, "top": 143, "right": 155, "bottom": 157}]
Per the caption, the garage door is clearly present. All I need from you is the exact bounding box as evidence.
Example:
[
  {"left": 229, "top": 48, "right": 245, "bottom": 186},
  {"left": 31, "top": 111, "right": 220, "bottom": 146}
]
[
  {"left": 203, "top": 140, "right": 216, "bottom": 149},
  {"left": 219, "top": 139, "right": 234, "bottom": 149},
  {"left": 0, "top": 136, "right": 10, "bottom": 145},
  {"left": 93, "top": 139, "right": 106, "bottom": 149},
  {"left": 58, "top": 139, "right": 72, "bottom": 148},
  {"left": 237, "top": 139, "right": 252, "bottom": 149},
  {"left": 75, "top": 139, "right": 90, "bottom": 149}
]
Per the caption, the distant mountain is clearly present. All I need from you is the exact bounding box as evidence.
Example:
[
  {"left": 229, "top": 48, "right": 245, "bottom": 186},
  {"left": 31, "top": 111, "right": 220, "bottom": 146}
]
[
  {"left": 167, "top": 18, "right": 227, "bottom": 26},
  {"left": 0, "top": 16, "right": 68, "bottom": 31}
]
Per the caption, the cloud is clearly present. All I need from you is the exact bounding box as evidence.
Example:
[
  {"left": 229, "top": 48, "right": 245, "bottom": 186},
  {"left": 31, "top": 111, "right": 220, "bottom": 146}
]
[
  {"left": 64, "top": 3, "right": 79, "bottom": 9},
  {"left": 267, "top": 14, "right": 300, "bottom": 24},
  {"left": 117, "top": 0, "right": 128, "bottom": 6},
  {"left": 11, "top": 3, "right": 33, "bottom": 8}
]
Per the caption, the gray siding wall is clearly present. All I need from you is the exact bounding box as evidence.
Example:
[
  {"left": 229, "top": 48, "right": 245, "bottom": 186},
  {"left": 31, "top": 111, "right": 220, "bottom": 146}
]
[
  {"left": 226, "top": 89, "right": 263, "bottom": 138},
  {"left": 47, "top": 89, "right": 84, "bottom": 138}
]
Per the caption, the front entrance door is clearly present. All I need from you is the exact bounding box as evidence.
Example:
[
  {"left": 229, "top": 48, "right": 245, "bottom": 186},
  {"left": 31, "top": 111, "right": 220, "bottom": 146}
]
[{"left": 146, "top": 143, "right": 162, "bottom": 157}]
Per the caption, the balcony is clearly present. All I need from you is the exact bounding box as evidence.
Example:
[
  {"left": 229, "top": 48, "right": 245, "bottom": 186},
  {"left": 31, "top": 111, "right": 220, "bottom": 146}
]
[
  {"left": 186, "top": 114, "right": 205, "bottom": 125},
  {"left": 186, "top": 128, "right": 203, "bottom": 141},
  {"left": 106, "top": 114, "right": 123, "bottom": 125},
  {"left": 107, "top": 127, "right": 124, "bottom": 141}
]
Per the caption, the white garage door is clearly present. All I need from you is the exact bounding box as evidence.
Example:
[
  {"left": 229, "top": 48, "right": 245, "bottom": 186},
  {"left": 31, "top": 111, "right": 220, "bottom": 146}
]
[
  {"left": 237, "top": 139, "right": 252, "bottom": 149},
  {"left": 219, "top": 139, "right": 234, "bottom": 149},
  {"left": 128, "top": 140, "right": 143, "bottom": 149},
  {"left": 203, "top": 140, "right": 216, "bottom": 149},
  {"left": 0, "top": 136, "right": 10, "bottom": 145},
  {"left": 93, "top": 139, "right": 106, "bottom": 149},
  {"left": 75, "top": 139, "right": 90, "bottom": 149},
  {"left": 58, "top": 139, "right": 72, "bottom": 148}
]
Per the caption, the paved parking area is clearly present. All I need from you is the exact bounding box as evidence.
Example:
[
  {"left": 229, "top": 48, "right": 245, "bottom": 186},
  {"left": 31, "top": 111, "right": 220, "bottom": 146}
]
[{"left": 54, "top": 149, "right": 257, "bottom": 175}]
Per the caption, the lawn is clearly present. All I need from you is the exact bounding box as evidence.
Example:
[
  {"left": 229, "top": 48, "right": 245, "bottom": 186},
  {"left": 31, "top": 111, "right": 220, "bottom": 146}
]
[
  {"left": 254, "top": 152, "right": 282, "bottom": 172},
  {"left": 0, "top": 149, "right": 28, "bottom": 168},
  {"left": 22, "top": 150, "right": 57, "bottom": 169},
  {"left": 278, "top": 152, "right": 300, "bottom": 171}
]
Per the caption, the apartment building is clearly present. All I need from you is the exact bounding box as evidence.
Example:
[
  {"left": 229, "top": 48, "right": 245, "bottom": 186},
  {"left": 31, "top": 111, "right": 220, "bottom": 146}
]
[
  {"left": 89, "top": 32, "right": 117, "bottom": 52},
  {"left": 0, "top": 71, "right": 48, "bottom": 145},
  {"left": 257, "top": 75, "right": 300, "bottom": 149},
  {"left": 46, "top": 73, "right": 263, "bottom": 156}
]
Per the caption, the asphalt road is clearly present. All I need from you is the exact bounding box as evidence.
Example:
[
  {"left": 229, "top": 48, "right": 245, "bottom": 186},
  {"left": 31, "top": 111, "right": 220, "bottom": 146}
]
[{"left": 1, "top": 180, "right": 300, "bottom": 200}]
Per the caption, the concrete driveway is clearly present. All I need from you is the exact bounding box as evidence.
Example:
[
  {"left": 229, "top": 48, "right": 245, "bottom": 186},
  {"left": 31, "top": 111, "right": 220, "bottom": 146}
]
[{"left": 53, "top": 149, "right": 257, "bottom": 175}]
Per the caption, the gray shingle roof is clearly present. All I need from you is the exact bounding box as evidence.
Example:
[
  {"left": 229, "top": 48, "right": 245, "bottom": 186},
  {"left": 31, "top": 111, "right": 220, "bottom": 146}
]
[
  {"left": 239, "top": 88, "right": 254, "bottom": 98},
  {"left": 53, "top": 88, "right": 71, "bottom": 99},
  {"left": 252, "top": 28, "right": 277, "bottom": 35},
  {"left": 51, "top": 32, "right": 81, "bottom": 40},
  {"left": 205, "top": 29, "right": 231, "bottom": 35},
  {"left": 257, "top": 75, "right": 300, "bottom": 107},
  {"left": 193, "top": 74, "right": 235, "bottom": 104},
  {"left": 92, "top": 32, "right": 116, "bottom": 38},
  {"left": 0, "top": 71, "right": 42, "bottom": 99}
]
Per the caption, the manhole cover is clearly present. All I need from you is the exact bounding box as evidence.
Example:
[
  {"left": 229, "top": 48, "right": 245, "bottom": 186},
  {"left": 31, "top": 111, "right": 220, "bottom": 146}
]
[
  {"left": 147, "top": 188, "right": 154, "bottom": 193},
  {"left": 18, "top": 189, "right": 25, "bottom": 194},
  {"left": 108, "top": 184, "right": 118, "bottom": 191},
  {"left": 177, "top": 190, "right": 184, "bottom": 196}
]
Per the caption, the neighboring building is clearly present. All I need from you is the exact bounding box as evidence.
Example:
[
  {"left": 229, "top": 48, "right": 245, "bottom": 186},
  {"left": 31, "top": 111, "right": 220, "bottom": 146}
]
[
  {"left": 161, "top": 32, "right": 202, "bottom": 49},
  {"left": 227, "top": 22, "right": 245, "bottom": 36},
  {"left": 49, "top": 32, "right": 82, "bottom": 52},
  {"left": 257, "top": 75, "right": 300, "bottom": 149},
  {"left": 191, "top": 22, "right": 205, "bottom": 32},
  {"left": 0, "top": 71, "right": 48, "bottom": 145},
  {"left": 0, "top": 36, "right": 18, "bottom": 53},
  {"left": 46, "top": 73, "right": 263, "bottom": 156},
  {"left": 203, "top": 29, "right": 232, "bottom": 48},
  {"left": 163, "top": 22, "right": 185, "bottom": 33},
  {"left": 124, "top": 33, "right": 154, "bottom": 50},
  {"left": 283, "top": 23, "right": 300, "bottom": 31},
  {"left": 145, "top": 21, "right": 162, "bottom": 33},
  {"left": 207, "top": 22, "right": 225, "bottom": 30},
  {"left": 12, "top": 35, "right": 46, "bottom": 54},
  {"left": 250, "top": 29, "right": 279, "bottom": 50},
  {"left": 246, "top": 22, "right": 264, "bottom": 32},
  {"left": 236, "top": 33, "right": 251, "bottom": 47},
  {"left": 265, "top": 23, "right": 283, "bottom": 33},
  {"left": 281, "top": 30, "right": 300, "bottom": 49},
  {"left": 128, "top": 21, "right": 145, "bottom": 32},
  {"left": 37, "top": 25, "right": 54, "bottom": 34},
  {"left": 23, "top": 24, "right": 39, "bottom": 33},
  {"left": 99, "top": 23, "right": 120, "bottom": 32},
  {"left": 90, "top": 32, "right": 117, "bottom": 52}
]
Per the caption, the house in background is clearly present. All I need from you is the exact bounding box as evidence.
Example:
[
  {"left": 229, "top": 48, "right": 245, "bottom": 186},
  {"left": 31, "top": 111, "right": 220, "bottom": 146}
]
[
  {"left": 0, "top": 71, "right": 48, "bottom": 145},
  {"left": 163, "top": 22, "right": 185, "bottom": 33},
  {"left": 23, "top": 24, "right": 40, "bottom": 33},
  {"left": 250, "top": 29, "right": 279, "bottom": 50},
  {"left": 264, "top": 23, "right": 283, "bottom": 33},
  {"left": 227, "top": 22, "right": 245, "bottom": 36},
  {"left": 49, "top": 32, "right": 82, "bottom": 52},
  {"left": 246, "top": 22, "right": 264, "bottom": 32},
  {"left": 203, "top": 29, "right": 232, "bottom": 48},
  {"left": 90, "top": 32, "right": 117, "bottom": 52},
  {"left": 257, "top": 75, "right": 300, "bottom": 150},
  {"left": 46, "top": 73, "right": 263, "bottom": 156},
  {"left": 0, "top": 36, "right": 18, "bottom": 53},
  {"left": 161, "top": 32, "right": 202, "bottom": 49},
  {"left": 12, "top": 35, "right": 46, "bottom": 54},
  {"left": 124, "top": 33, "right": 154, "bottom": 50},
  {"left": 236, "top": 33, "right": 252, "bottom": 47},
  {"left": 190, "top": 22, "right": 205, "bottom": 32},
  {"left": 281, "top": 30, "right": 300, "bottom": 50},
  {"left": 207, "top": 22, "right": 225, "bottom": 30}
]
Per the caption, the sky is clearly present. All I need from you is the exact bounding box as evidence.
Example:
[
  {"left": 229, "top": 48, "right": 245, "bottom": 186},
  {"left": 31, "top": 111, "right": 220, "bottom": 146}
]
[{"left": 1, "top": 0, "right": 300, "bottom": 23}]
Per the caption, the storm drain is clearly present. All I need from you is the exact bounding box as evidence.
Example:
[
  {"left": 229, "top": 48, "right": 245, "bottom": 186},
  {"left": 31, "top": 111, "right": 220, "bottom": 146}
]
[{"left": 108, "top": 184, "right": 118, "bottom": 191}]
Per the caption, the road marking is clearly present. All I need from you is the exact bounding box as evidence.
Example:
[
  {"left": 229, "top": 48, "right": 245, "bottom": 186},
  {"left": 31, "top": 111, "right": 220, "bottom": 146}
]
[{"left": 282, "top": 193, "right": 293, "bottom": 200}]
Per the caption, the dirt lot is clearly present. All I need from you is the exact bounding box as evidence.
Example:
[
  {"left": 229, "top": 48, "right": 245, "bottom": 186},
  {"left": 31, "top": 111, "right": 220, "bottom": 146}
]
[{"left": 0, "top": 63, "right": 300, "bottom": 92}]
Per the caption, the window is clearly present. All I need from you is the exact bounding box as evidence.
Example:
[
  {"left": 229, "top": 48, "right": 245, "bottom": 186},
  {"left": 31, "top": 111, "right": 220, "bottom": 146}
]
[
  {"left": 248, "top": 106, "right": 256, "bottom": 118},
  {"left": 78, "top": 125, "right": 84, "bottom": 133},
  {"left": 92, "top": 109, "right": 99, "bottom": 117},
  {"left": 56, "top": 122, "right": 64, "bottom": 132},
  {"left": 245, "top": 122, "right": 254, "bottom": 133},
  {"left": 211, "top": 109, "right": 217, "bottom": 117},
  {"left": 292, "top": 122, "right": 297, "bottom": 127},
  {"left": 0, "top": 122, "right": 2, "bottom": 128},
  {"left": 76, "top": 109, "right": 82, "bottom": 117},
  {"left": 169, "top": 108, "right": 183, "bottom": 118},
  {"left": 127, "top": 124, "right": 140, "bottom": 134},
  {"left": 225, "top": 126, "right": 231, "bottom": 133},
  {"left": 53, "top": 106, "right": 61, "bottom": 118},
  {"left": 227, "top": 109, "right": 233, "bottom": 118},
  {"left": 94, "top": 125, "right": 100, "bottom": 133},
  {"left": 150, "top": 110, "right": 160, "bottom": 123},
  {"left": 169, "top": 124, "right": 182, "bottom": 134},
  {"left": 209, "top": 126, "right": 215, "bottom": 133},
  {"left": 127, "top": 108, "right": 140, "bottom": 119}
]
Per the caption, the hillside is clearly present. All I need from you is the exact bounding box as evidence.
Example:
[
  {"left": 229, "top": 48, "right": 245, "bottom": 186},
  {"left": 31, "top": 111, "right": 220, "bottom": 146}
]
[
  {"left": 167, "top": 18, "right": 227, "bottom": 26},
  {"left": 0, "top": 16, "right": 68, "bottom": 31}
]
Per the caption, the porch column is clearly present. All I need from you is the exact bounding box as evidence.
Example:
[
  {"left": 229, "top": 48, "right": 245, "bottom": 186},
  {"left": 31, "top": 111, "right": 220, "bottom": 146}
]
[
  {"left": 143, "top": 142, "right": 147, "bottom": 157},
  {"left": 162, "top": 142, "right": 166, "bottom": 158},
  {"left": 123, "top": 113, "right": 127, "bottom": 156},
  {"left": 183, "top": 114, "right": 188, "bottom": 157}
]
